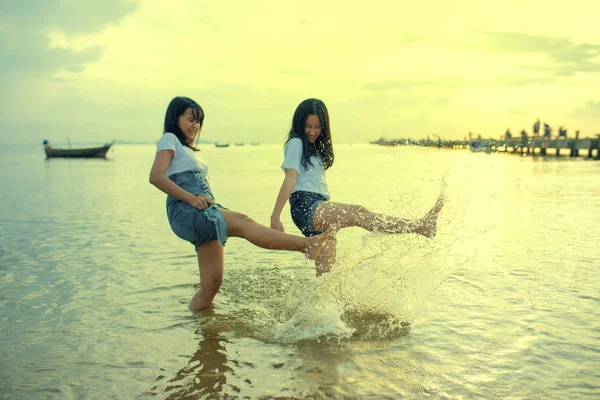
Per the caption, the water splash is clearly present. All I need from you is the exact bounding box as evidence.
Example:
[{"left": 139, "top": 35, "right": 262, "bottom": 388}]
[
  {"left": 247, "top": 232, "right": 458, "bottom": 344},
  {"left": 440, "top": 175, "right": 448, "bottom": 198}
]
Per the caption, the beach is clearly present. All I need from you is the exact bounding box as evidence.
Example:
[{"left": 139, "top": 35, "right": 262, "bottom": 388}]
[{"left": 1, "top": 143, "right": 599, "bottom": 399}]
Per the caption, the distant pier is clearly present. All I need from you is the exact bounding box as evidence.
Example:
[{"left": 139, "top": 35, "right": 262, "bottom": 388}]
[
  {"left": 370, "top": 137, "right": 600, "bottom": 160},
  {"left": 493, "top": 137, "right": 600, "bottom": 159}
]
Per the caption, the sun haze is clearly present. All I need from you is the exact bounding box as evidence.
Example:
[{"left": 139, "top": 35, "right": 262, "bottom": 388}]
[{"left": 1, "top": 0, "right": 599, "bottom": 145}]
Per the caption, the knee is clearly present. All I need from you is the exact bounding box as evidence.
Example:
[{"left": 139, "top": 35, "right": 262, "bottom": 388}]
[
  {"left": 201, "top": 276, "right": 223, "bottom": 294},
  {"left": 334, "top": 205, "right": 369, "bottom": 226},
  {"left": 327, "top": 205, "right": 370, "bottom": 230},
  {"left": 353, "top": 205, "right": 369, "bottom": 215},
  {"left": 188, "top": 279, "right": 221, "bottom": 311}
]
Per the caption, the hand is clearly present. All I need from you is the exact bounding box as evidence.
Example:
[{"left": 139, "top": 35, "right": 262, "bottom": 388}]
[
  {"left": 190, "top": 195, "right": 214, "bottom": 210},
  {"left": 270, "top": 216, "right": 285, "bottom": 232}
]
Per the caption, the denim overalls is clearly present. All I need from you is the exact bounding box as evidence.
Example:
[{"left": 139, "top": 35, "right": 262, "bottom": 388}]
[{"left": 166, "top": 170, "right": 228, "bottom": 248}]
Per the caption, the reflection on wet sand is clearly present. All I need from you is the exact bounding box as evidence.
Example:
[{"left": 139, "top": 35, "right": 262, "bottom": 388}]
[
  {"left": 289, "top": 340, "right": 353, "bottom": 399},
  {"left": 153, "top": 313, "right": 240, "bottom": 399},
  {"left": 149, "top": 270, "right": 416, "bottom": 398},
  {"left": 151, "top": 315, "right": 354, "bottom": 398}
]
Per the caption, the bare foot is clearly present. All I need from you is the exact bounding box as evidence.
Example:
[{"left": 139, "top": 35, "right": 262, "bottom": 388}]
[
  {"left": 418, "top": 195, "right": 445, "bottom": 239},
  {"left": 305, "top": 226, "right": 337, "bottom": 260}
]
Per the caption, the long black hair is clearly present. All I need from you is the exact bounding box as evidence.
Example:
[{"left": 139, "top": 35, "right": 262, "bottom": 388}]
[
  {"left": 163, "top": 96, "right": 204, "bottom": 151},
  {"left": 285, "top": 98, "right": 334, "bottom": 170}
]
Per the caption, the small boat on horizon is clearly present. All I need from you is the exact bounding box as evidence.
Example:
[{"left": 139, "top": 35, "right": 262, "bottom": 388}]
[
  {"left": 215, "top": 143, "right": 230, "bottom": 148},
  {"left": 469, "top": 140, "right": 497, "bottom": 154},
  {"left": 43, "top": 140, "right": 114, "bottom": 159}
]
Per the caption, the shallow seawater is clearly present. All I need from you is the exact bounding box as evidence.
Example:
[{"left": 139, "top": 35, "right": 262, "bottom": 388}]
[{"left": 1, "top": 143, "right": 599, "bottom": 399}]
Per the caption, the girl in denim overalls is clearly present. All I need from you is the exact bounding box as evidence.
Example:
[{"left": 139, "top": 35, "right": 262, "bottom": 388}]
[
  {"left": 150, "top": 97, "right": 334, "bottom": 311},
  {"left": 270, "top": 98, "right": 444, "bottom": 276}
]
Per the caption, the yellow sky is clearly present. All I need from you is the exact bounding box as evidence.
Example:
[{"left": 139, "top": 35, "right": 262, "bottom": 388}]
[{"left": 1, "top": 0, "right": 600, "bottom": 144}]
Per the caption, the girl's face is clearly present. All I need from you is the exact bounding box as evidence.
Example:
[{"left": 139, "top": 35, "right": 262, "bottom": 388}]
[
  {"left": 178, "top": 107, "right": 202, "bottom": 142},
  {"left": 304, "top": 114, "right": 322, "bottom": 143}
]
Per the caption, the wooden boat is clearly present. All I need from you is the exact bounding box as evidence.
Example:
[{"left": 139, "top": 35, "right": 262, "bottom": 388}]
[
  {"left": 44, "top": 141, "right": 114, "bottom": 158},
  {"left": 215, "top": 143, "right": 230, "bottom": 148}
]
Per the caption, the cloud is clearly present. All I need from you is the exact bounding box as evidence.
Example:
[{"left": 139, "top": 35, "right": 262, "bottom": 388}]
[
  {"left": 0, "top": 39, "right": 103, "bottom": 73},
  {"left": 362, "top": 78, "right": 476, "bottom": 92},
  {"left": 505, "top": 110, "right": 528, "bottom": 116},
  {"left": 496, "top": 74, "right": 557, "bottom": 87},
  {"left": 341, "top": 92, "right": 450, "bottom": 113},
  {"left": 398, "top": 33, "right": 425, "bottom": 44},
  {"left": 455, "top": 31, "right": 600, "bottom": 77},
  {"left": 0, "top": 0, "right": 139, "bottom": 144},
  {"left": 570, "top": 101, "right": 600, "bottom": 118},
  {"left": 0, "top": 0, "right": 137, "bottom": 74},
  {"left": 428, "top": 97, "right": 450, "bottom": 107},
  {"left": 525, "top": 63, "right": 600, "bottom": 77},
  {"left": 361, "top": 72, "right": 557, "bottom": 92},
  {"left": 2, "top": 0, "right": 136, "bottom": 33},
  {"left": 278, "top": 70, "right": 311, "bottom": 76}
]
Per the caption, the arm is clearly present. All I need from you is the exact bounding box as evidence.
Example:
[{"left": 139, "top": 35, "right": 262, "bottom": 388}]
[
  {"left": 270, "top": 168, "right": 298, "bottom": 231},
  {"left": 149, "top": 150, "right": 213, "bottom": 210}
]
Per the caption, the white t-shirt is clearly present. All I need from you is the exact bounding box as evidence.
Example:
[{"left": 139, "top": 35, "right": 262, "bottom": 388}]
[
  {"left": 156, "top": 132, "right": 208, "bottom": 177},
  {"left": 281, "top": 137, "right": 330, "bottom": 200}
]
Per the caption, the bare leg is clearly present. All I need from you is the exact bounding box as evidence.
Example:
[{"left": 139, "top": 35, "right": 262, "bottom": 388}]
[
  {"left": 189, "top": 240, "right": 224, "bottom": 311},
  {"left": 219, "top": 209, "right": 336, "bottom": 260},
  {"left": 313, "top": 195, "right": 444, "bottom": 238},
  {"left": 315, "top": 238, "right": 337, "bottom": 277},
  {"left": 309, "top": 197, "right": 443, "bottom": 275}
]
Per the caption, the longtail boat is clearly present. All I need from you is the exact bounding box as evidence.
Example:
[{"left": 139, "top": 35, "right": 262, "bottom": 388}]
[{"left": 44, "top": 140, "right": 114, "bottom": 159}]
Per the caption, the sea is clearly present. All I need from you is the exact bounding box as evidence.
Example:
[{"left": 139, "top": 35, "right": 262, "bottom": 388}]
[{"left": 1, "top": 142, "right": 599, "bottom": 399}]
